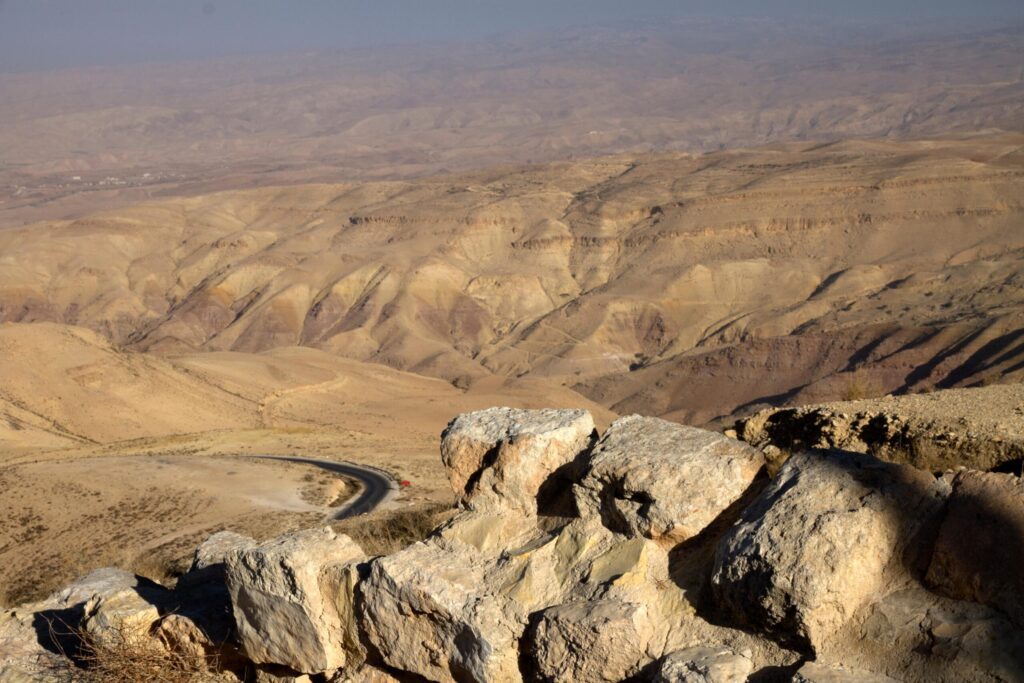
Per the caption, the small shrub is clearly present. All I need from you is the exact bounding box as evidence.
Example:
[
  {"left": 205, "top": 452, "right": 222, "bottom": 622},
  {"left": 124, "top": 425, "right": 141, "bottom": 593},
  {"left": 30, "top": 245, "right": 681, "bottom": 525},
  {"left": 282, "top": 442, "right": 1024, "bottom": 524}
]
[
  {"left": 840, "top": 371, "right": 879, "bottom": 401},
  {"left": 41, "top": 619, "right": 226, "bottom": 683}
]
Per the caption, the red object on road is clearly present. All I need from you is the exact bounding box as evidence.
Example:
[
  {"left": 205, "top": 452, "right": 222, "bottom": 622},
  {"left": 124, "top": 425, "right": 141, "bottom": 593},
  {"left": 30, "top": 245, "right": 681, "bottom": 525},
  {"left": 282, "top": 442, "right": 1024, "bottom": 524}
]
[{"left": 399, "top": 480, "right": 412, "bottom": 488}]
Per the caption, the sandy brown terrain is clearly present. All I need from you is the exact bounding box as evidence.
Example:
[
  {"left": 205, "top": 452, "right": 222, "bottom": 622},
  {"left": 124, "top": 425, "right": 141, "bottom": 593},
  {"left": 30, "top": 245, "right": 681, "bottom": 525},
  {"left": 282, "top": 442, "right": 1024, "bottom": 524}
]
[
  {"left": 0, "top": 322, "right": 613, "bottom": 603},
  {"left": 2, "top": 134, "right": 1022, "bottom": 425},
  {"left": 2, "top": 132, "right": 1022, "bottom": 603},
  {"left": 0, "top": 453, "right": 335, "bottom": 606},
  {"left": 0, "top": 10, "right": 1022, "bottom": 682},
  {"left": 1, "top": 20, "right": 1021, "bottom": 228}
]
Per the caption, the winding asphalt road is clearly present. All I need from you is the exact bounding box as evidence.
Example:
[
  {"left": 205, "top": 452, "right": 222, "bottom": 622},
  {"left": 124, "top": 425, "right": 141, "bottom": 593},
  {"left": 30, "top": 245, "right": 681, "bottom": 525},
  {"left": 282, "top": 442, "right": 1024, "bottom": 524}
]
[{"left": 253, "top": 455, "right": 399, "bottom": 519}]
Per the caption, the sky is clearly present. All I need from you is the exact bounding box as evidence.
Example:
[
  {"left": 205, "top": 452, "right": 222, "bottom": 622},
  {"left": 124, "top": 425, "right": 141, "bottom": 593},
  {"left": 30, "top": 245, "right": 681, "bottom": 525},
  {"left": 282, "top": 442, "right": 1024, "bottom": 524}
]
[{"left": 0, "top": 0, "right": 1021, "bottom": 72}]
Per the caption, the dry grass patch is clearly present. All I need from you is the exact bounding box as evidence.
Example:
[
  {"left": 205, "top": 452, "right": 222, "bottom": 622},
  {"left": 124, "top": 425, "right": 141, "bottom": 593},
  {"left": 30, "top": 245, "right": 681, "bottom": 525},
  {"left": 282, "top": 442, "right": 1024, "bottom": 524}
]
[
  {"left": 41, "top": 621, "right": 231, "bottom": 683},
  {"left": 332, "top": 502, "right": 455, "bottom": 555},
  {"left": 840, "top": 371, "right": 881, "bottom": 401}
]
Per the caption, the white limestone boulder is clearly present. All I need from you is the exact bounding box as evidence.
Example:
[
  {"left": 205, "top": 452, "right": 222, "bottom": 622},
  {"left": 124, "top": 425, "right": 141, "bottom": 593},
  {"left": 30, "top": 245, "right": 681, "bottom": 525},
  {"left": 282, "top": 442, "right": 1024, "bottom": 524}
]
[
  {"left": 527, "top": 599, "right": 653, "bottom": 682},
  {"left": 225, "top": 527, "right": 365, "bottom": 674},
  {"left": 359, "top": 539, "right": 527, "bottom": 683},
  {"left": 576, "top": 416, "right": 764, "bottom": 544},
  {"left": 712, "top": 449, "right": 948, "bottom": 652},
  {"left": 440, "top": 407, "right": 595, "bottom": 514}
]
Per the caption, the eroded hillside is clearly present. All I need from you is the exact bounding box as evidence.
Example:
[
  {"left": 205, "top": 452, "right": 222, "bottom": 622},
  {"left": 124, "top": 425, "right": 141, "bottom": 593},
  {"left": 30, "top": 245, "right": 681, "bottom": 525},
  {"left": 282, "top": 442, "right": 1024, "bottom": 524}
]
[{"left": 2, "top": 134, "right": 1023, "bottom": 423}]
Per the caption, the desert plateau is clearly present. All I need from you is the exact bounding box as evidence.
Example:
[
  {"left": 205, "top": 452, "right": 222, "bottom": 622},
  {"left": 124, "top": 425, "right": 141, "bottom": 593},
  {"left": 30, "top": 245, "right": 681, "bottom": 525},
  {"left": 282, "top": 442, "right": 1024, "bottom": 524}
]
[{"left": 1, "top": 3, "right": 1023, "bottom": 682}]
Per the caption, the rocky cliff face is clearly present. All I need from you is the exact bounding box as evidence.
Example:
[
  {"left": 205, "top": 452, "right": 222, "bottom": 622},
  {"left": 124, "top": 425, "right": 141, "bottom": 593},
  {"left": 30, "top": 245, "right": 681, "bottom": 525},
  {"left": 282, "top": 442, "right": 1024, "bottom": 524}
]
[{"left": 4, "top": 407, "right": 1023, "bottom": 682}]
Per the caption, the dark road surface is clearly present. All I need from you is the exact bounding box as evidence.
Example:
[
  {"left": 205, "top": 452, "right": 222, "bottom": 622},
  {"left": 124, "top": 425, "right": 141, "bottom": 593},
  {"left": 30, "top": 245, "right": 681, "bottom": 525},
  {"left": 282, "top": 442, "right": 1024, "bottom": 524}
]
[{"left": 252, "top": 455, "right": 399, "bottom": 519}]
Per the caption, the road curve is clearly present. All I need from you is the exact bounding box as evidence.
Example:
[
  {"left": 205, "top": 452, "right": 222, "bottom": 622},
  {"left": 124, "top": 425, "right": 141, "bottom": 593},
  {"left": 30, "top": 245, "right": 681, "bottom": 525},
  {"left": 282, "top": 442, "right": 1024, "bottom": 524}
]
[{"left": 252, "top": 455, "right": 400, "bottom": 520}]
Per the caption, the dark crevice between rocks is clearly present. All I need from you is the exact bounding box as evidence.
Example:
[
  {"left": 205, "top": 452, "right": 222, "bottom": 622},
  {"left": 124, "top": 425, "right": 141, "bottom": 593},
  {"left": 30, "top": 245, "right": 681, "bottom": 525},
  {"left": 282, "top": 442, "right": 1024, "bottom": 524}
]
[
  {"left": 590, "top": 476, "right": 658, "bottom": 536},
  {"left": 516, "top": 610, "right": 547, "bottom": 683},
  {"left": 668, "top": 469, "right": 773, "bottom": 606},
  {"left": 451, "top": 627, "right": 490, "bottom": 683},
  {"left": 535, "top": 428, "right": 599, "bottom": 522},
  {"left": 747, "top": 660, "right": 808, "bottom": 683},
  {"left": 991, "top": 457, "right": 1024, "bottom": 476},
  {"left": 622, "top": 656, "right": 661, "bottom": 682},
  {"left": 31, "top": 602, "right": 89, "bottom": 662},
  {"left": 591, "top": 479, "right": 629, "bottom": 533}
]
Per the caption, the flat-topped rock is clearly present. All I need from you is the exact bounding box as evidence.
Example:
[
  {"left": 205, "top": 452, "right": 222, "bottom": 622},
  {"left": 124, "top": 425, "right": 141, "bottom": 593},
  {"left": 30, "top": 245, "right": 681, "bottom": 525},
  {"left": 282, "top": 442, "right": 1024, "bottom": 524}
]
[
  {"left": 440, "top": 407, "right": 595, "bottom": 514},
  {"left": 576, "top": 416, "right": 764, "bottom": 544},
  {"left": 738, "top": 384, "right": 1024, "bottom": 472}
]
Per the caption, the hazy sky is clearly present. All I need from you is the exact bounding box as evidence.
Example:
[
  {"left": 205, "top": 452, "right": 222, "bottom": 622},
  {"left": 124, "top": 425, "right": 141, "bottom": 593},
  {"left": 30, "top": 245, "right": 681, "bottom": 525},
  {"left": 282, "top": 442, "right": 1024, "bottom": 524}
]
[{"left": 1, "top": 0, "right": 1021, "bottom": 72}]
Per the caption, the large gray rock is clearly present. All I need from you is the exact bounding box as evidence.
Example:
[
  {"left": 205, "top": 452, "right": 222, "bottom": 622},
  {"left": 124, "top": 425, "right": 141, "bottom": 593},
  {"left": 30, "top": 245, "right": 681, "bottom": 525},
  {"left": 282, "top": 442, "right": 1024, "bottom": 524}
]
[
  {"left": 359, "top": 540, "right": 527, "bottom": 683},
  {"left": 226, "top": 527, "right": 365, "bottom": 674},
  {"left": 926, "top": 470, "right": 1024, "bottom": 625},
  {"left": 440, "top": 407, "right": 595, "bottom": 514},
  {"left": 528, "top": 600, "right": 653, "bottom": 683},
  {"left": 653, "top": 646, "right": 754, "bottom": 683},
  {"left": 576, "top": 416, "right": 764, "bottom": 544},
  {"left": 712, "top": 450, "right": 948, "bottom": 652}
]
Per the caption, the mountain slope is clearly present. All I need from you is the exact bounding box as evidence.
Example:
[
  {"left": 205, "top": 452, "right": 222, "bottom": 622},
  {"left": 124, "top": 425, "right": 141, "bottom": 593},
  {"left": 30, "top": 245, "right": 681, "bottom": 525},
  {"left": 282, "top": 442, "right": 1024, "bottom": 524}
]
[{"left": 2, "top": 134, "right": 1022, "bottom": 423}]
